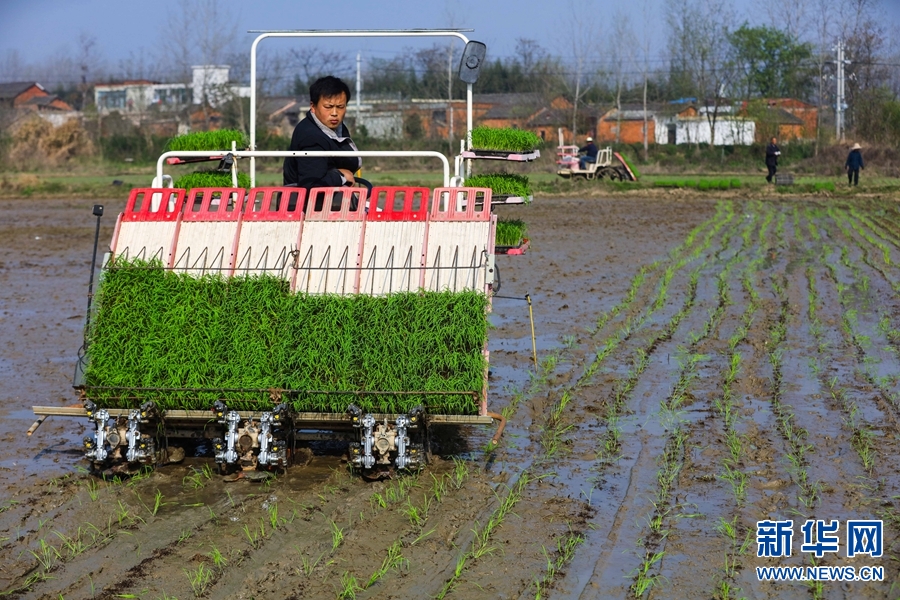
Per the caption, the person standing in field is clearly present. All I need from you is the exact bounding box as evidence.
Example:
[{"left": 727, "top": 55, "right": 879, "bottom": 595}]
[
  {"left": 765, "top": 137, "right": 781, "bottom": 183},
  {"left": 845, "top": 143, "right": 864, "bottom": 186}
]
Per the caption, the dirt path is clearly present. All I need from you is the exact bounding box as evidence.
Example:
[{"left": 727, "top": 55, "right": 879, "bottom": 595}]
[{"left": 3, "top": 196, "right": 900, "bottom": 599}]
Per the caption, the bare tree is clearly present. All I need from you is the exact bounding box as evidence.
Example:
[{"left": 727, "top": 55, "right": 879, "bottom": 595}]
[
  {"left": 666, "top": 0, "right": 735, "bottom": 146},
  {"left": 76, "top": 33, "right": 103, "bottom": 109},
  {"left": 839, "top": 0, "right": 889, "bottom": 136},
  {"left": 289, "top": 47, "right": 351, "bottom": 93},
  {"left": 810, "top": 0, "right": 838, "bottom": 152},
  {"left": 0, "top": 50, "right": 26, "bottom": 83},
  {"left": 762, "top": 0, "right": 811, "bottom": 40},
  {"left": 610, "top": 10, "right": 636, "bottom": 144},
  {"left": 636, "top": 0, "right": 655, "bottom": 159},
  {"left": 158, "top": 0, "right": 242, "bottom": 128},
  {"left": 557, "top": 1, "right": 600, "bottom": 141}
]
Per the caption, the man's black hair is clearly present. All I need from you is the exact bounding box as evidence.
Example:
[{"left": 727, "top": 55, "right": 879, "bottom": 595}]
[{"left": 309, "top": 76, "right": 351, "bottom": 105}]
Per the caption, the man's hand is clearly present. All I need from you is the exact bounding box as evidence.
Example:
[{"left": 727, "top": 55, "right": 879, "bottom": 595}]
[{"left": 338, "top": 169, "right": 355, "bottom": 185}]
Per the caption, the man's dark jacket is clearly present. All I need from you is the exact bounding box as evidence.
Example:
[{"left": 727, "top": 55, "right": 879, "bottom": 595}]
[
  {"left": 283, "top": 110, "right": 359, "bottom": 189},
  {"left": 579, "top": 141, "right": 598, "bottom": 159},
  {"left": 846, "top": 149, "right": 864, "bottom": 170},
  {"left": 765, "top": 142, "right": 780, "bottom": 167}
]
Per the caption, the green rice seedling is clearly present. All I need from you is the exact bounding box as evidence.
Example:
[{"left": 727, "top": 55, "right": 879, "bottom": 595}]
[
  {"left": 297, "top": 550, "right": 325, "bottom": 577},
  {"left": 464, "top": 173, "right": 532, "bottom": 198},
  {"left": 268, "top": 503, "right": 283, "bottom": 530},
  {"left": 85, "top": 261, "right": 489, "bottom": 415},
  {"left": 365, "top": 540, "right": 408, "bottom": 588},
  {"left": 470, "top": 126, "right": 542, "bottom": 152},
  {"left": 495, "top": 218, "right": 528, "bottom": 247},
  {"left": 173, "top": 170, "right": 251, "bottom": 191},
  {"left": 730, "top": 178, "right": 741, "bottom": 188},
  {"left": 431, "top": 473, "right": 446, "bottom": 503},
  {"left": 653, "top": 179, "right": 678, "bottom": 188},
  {"left": 116, "top": 501, "right": 136, "bottom": 527},
  {"left": 208, "top": 545, "right": 227, "bottom": 569},
  {"left": 450, "top": 458, "right": 469, "bottom": 489},
  {"left": 151, "top": 489, "right": 165, "bottom": 516},
  {"left": 618, "top": 154, "right": 640, "bottom": 179},
  {"left": 182, "top": 470, "right": 205, "bottom": 490},
  {"left": 242, "top": 521, "right": 264, "bottom": 549},
  {"left": 184, "top": 562, "right": 213, "bottom": 597},
  {"left": 409, "top": 528, "right": 435, "bottom": 546},
  {"left": 630, "top": 551, "right": 665, "bottom": 597},
  {"left": 338, "top": 571, "right": 362, "bottom": 600},
  {"left": 329, "top": 519, "right": 344, "bottom": 552},
  {"left": 54, "top": 528, "right": 89, "bottom": 559},
  {"left": 30, "top": 538, "right": 59, "bottom": 572},
  {"left": 166, "top": 129, "right": 247, "bottom": 152},
  {"left": 84, "top": 478, "right": 101, "bottom": 502}
]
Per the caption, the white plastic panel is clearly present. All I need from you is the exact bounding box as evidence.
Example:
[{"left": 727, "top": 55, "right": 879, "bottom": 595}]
[
  {"left": 112, "top": 221, "right": 179, "bottom": 264},
  {"left": 172, "top": 221, "right": 240, "bottom": 276},
  {"left": 235, "top": 221, "right": 302, "bottom": 279},
  {"left": 295, "top": 221, "right": 364, "bottom": 295},
  {"left": 359, "top": 221, "right": 427, "bottom": 295},
  {"left": 424, "top": 221, "right": 490, "bottom": 292}
]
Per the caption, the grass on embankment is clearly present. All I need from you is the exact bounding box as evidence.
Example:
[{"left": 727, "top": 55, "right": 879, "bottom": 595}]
[{"left": 3, "top": 168, "right": 899, "bottom": 200}]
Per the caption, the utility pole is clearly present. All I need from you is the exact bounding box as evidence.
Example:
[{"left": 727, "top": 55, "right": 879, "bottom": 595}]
[
  {"left": 356, "top": 52, "right": 361, "bottom": 128},
  {"left": 835, "top": 39, "right": 848, "bottom": 142},
  {"left": 447, "top": 44, "right": 454, "bottom": 153}
]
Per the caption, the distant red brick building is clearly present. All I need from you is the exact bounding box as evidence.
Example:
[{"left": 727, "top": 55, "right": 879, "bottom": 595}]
[{"left": 0, "top": 82, "right": 74, "bottom": 112}]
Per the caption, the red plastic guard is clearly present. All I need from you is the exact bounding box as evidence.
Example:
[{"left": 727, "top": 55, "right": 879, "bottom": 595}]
[
  {"left": 367, "top": 187, "right": 430, "bottom": 221},
  {"left": 183, "top": 188, "right": 245, "bottom": 221},
  {"left": 123, "top": 188, "right": 185, "bottom": 222},
  {"left": 306, "top": 187, "right": 367, "bottom": 221},
  {"left": 244, "top": 187, "right": 305, "bottom": 221},
  {"left": 429, "top": 187, "right": 492, "bottom": 221}
]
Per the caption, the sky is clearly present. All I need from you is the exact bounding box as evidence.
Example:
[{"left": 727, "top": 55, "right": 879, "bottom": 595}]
[{"left": 2, "top": 0, "right": 900, "bottom": 86}]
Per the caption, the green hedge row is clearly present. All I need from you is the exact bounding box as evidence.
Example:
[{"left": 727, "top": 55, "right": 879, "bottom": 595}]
[{"left": 654, "top": 178, "right": 742, "bottom": 190}]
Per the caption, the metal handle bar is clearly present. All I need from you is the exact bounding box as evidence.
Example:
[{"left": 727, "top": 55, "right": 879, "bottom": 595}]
[{"left": 156, "top": 150, "right": 451, "bottom": 187}]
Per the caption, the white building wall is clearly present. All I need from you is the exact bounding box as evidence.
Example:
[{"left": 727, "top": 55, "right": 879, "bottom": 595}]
[
  {"left": 654, "top": 116, "right": 755, "bottom": 146},
  {"left": 192, "top": 65, "right": 230, "bottom": 107}
]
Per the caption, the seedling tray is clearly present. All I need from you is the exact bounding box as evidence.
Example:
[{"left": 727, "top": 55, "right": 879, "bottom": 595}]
[
  {"left": 461, "top": 149, "right": 541, "bottom": 162},
  {"left": 495, "top": 238, "right": 530, "bottom": 255},
  {"left": 492, "top": 195, "right": 532, "bottom": 205}
]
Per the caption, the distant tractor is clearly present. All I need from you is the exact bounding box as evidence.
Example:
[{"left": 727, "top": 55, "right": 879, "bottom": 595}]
[{"left": 556, "top": 131, "right": 637, "bottom": 182}]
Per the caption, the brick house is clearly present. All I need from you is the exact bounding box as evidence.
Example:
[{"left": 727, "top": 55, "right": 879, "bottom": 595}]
[{"left": 0, "top": 82, "right": 77, "bottom": 125}]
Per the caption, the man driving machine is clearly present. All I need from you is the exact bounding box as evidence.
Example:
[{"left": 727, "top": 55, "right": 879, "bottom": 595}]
[{"left": 283, "top": 76, "right": 371, "bottom": 208}]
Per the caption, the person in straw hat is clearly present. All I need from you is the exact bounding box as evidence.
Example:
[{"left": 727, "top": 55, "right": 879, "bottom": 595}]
[{"left": 845, "top": 143, "right": 864, "bottom": 186}]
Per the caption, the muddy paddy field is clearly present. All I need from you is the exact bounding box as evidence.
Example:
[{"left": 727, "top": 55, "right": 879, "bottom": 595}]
[{"left": 3, "top": 194, "right": 900, "bottom": 599}]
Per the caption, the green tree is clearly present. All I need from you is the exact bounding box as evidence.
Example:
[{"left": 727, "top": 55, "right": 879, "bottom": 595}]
[{"left": 728, "top": 24, "right": 815, "bottom": 100}]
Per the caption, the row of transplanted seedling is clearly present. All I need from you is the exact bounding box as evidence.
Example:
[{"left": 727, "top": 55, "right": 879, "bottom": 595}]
[
  {"left": 3, "top": 463, "right": 256, "bottom": 597},
  {"left": 516, "top": 198, "right": 900, "bottom": 599},
  {"left": 844, "top": 201, "right": 900, "bottom": 560},
  {"left": 439, "top": 203, "right": 738, "bottom": 597},
  {"left": 499, "top": 203, "right": 739, "bottom": 597},
  {"left": 628, "top": 203, "right": 764, "bottom": 598}
]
